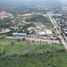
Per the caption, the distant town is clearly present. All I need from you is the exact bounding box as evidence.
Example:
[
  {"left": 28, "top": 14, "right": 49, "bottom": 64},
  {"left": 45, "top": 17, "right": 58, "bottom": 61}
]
[{"left": 0, "top": 9, "right": 67, "bottom": 47}]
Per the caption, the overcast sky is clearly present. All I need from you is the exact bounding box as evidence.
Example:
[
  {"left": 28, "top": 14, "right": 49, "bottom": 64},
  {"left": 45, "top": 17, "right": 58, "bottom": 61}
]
[
  {"left": 0, "top": 0, "right": 67, "bottom": 2},
  {"left": 0, "top": 0, "right": 67, "bottom": 3}
]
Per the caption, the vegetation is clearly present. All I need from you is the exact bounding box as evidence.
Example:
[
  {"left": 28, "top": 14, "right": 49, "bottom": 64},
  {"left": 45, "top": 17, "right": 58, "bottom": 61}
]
[
  {"left": 2, "top": 7, "right": 47, "bottom": 16},
  {"left": 0, "top": 18, "right": 12, "bottom": 28},
  {"left": 22, "top": 23, "right": 35, "bottom": 30},
  {"left": 25, "top": 15, "right": 53, "bottom": 29},
  {"left": 18, "top": 23, "right": 35, "bottom": 34},
  {"left": 0, "top": 39, "right": 67, "bottom": 67},
  {"left": 25, "top": 15, "right": 50, "bottom": 23}
]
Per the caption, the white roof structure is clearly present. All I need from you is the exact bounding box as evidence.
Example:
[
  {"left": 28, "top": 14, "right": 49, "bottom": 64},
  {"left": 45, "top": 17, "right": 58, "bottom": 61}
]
[
  {"left": 38, "top": 32, "right": 46, "bottom": 35},
  {"left": 12, "top": 33, "right": 27, "bottom": 36},
  {"left": 0, "top": 29, "right": 10, "bottom": 34},
  {"left": 46, "top": 30, "right": 52, "bottom": 35},
  {"left": 38, "top": 30, "right": 52, "bottom": 35}
]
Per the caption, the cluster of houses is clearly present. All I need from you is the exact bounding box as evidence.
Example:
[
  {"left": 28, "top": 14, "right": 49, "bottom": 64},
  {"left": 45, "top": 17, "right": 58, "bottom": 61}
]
[
  {"left": 0, "top": 11, "right": 14, "bottom": 20},
  {"left": 53, "top": 13, "right": 67, "bottom": 36}
]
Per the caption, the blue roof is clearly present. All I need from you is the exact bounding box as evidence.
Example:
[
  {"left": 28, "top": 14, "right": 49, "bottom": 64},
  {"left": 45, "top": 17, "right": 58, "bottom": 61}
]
[{"left": 13, "top": 32, "right": 27, "bottom": 36}]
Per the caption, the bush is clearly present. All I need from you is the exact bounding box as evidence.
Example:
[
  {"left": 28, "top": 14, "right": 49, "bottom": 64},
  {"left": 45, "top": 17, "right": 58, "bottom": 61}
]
[
  {"left": 11, "top": 41, "right": 14, "bottom": 46},
  {"left": 2, "top": 50, "right": 6, "bottom": 55},
  {"left": 22, "top": 38, "right": 25, "bottom": 41}
]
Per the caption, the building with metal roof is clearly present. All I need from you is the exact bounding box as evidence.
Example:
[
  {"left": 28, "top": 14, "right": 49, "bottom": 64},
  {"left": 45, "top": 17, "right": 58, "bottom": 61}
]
[{"left": 12, "top": 32, "right": 27, "bottom": 36}]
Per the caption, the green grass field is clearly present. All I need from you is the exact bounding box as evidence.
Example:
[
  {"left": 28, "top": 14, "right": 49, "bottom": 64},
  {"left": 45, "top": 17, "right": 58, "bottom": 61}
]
[
  {"left": 0, "top": 39, "right": 67, "bottom": 67},
  {"left": 25, "top": 15, "right": 54, "bottom": 29}
]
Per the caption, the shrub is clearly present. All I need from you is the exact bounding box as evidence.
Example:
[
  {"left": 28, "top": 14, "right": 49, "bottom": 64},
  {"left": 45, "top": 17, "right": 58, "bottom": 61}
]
[
  {"left": 22, "top": 38, "right": 25, "bottom": 41},
  {"left": 11, "top": 41, "right": 14, "bottom": 46}
]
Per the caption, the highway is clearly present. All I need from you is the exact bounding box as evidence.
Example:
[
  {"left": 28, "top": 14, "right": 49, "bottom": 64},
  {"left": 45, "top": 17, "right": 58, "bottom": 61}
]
[{"left": 47, "top": 12, "right": 67, "bottom": 50}]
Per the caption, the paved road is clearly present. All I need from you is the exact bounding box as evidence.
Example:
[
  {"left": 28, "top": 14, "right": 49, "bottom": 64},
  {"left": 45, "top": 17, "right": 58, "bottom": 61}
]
[{"left": 47, "top": 12, "right": 67, "bottom": 50}]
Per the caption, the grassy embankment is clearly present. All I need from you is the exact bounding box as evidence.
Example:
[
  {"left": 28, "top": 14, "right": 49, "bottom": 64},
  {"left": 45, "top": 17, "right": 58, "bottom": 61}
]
[{"left": 0, "top": 39, "right": 67, "bottom": 67}]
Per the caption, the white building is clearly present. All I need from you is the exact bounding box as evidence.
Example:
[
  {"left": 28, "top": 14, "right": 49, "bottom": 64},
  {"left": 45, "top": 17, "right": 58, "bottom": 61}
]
[{"left": 38, "top": 29, "right": 52, "bottom": 36}]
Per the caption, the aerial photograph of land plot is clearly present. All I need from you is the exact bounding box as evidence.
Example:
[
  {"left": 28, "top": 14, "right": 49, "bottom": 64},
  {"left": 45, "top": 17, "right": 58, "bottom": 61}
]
[{"left": 0, "top": 0, "right": 67, "bottom": 67}]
